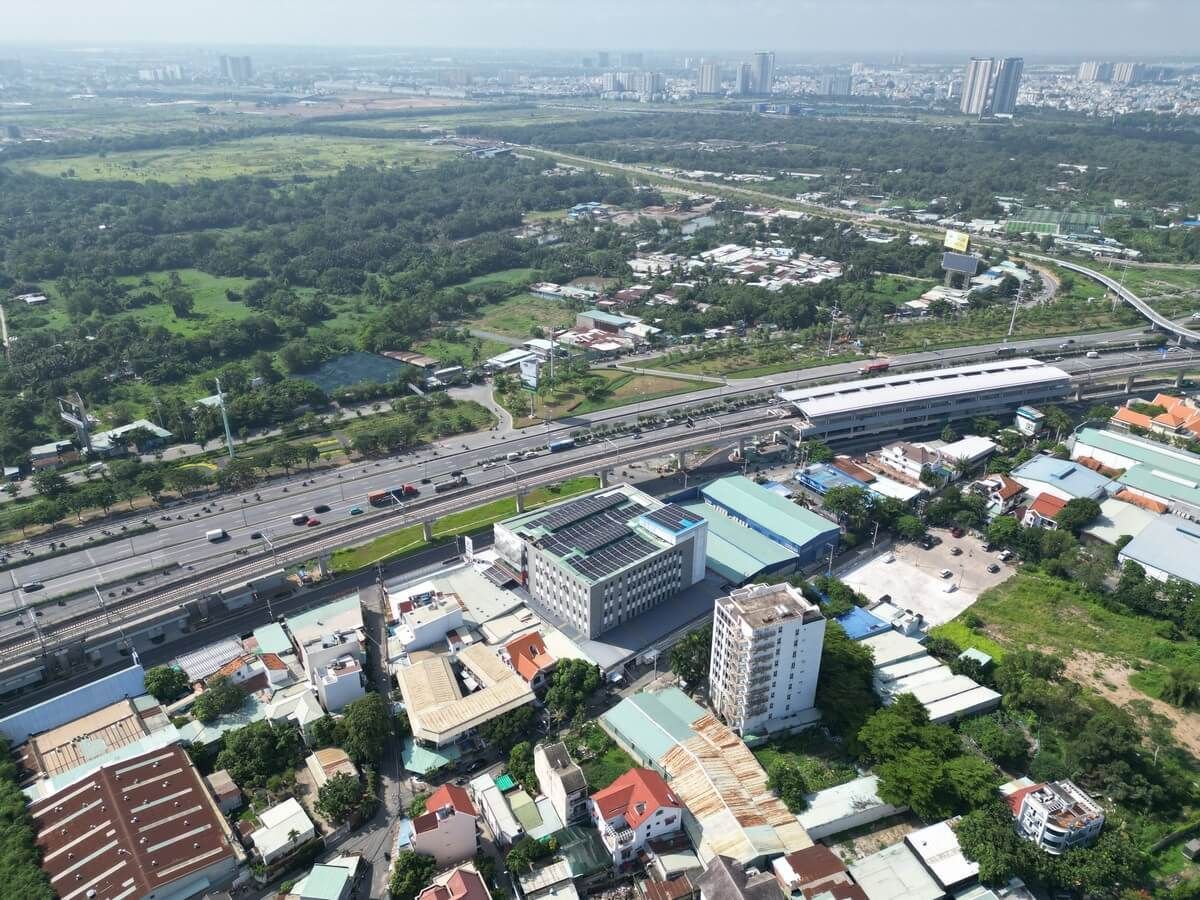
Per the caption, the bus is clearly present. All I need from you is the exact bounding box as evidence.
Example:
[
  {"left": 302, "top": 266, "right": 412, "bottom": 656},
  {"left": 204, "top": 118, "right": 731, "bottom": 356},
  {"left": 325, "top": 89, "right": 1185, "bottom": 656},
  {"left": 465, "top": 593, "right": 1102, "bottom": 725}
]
[{"left": 548, "top": 437, "right": 576, "bottom": 453}]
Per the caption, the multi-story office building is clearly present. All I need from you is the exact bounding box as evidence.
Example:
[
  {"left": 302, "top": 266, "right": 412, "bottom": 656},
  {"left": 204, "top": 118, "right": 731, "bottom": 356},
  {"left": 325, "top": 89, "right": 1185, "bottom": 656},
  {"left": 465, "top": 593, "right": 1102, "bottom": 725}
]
[
  {"left": 1011, "top": 780, "right": 1104, "bottom": 854},
  {"left": 779, "top": 358, "right": 1070, "bottom": 444},
  {"left": 220, "top": 54, "right": 253, "bottom": 82},
  {"left": 734, "top": 63, "right": 753, "bottom": 96},
  {"left": 989, "top": 57, "right": 1024, "bottom": 115},
  {"left": 1077, "top": 60, "right": 1114, "bottom": 82},
  {"left": 709, "top": 582, "right": 826, "bottom": 736},
  {"left": 751, "top": 50, "right": 775, "bottom": 94},
  {"left": 960, "top": 57, "right": 995, "bottom": 114},
  {"left": 494, "top": 485, "right": 707, "bottom": 639},
  {"left": 819, "top": 74, "right": 853, "bottom": 96},
  {"left": 698, "top": 62, "right": 722, "bottom": 95}
]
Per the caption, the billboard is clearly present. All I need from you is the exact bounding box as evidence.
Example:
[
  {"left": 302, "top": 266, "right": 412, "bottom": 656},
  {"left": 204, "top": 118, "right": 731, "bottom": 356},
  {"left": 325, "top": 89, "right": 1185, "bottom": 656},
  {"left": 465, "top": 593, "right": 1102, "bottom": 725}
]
[
  {"left": 519, "top": 357, "right": 541, "bottom": 390},
  {"left": 944, "top": 229, "right": 970, "bottom": 253}
]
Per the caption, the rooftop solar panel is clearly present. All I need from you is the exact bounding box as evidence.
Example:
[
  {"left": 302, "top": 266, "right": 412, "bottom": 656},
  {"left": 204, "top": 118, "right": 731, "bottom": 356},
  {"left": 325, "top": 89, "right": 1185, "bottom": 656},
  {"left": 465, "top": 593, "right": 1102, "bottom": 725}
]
[
  {"left": 643, "top": 503, "right": 701, "bottom": 533},
  {"left": 533, "top": 491, "right": 624, "bottom": 531},
  {"left": 569, "top": 534, "right": 660, "bottom": 581}
]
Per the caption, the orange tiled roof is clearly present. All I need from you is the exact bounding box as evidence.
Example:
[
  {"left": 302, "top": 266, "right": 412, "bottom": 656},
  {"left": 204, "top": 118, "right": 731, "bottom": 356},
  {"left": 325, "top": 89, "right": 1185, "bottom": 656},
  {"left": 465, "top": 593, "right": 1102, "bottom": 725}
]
[
  {"left": 505, "top": 632, "right": 555, "bottom": 684},
  {"left": 426, "top": 783, "right": 477, "bottom": 818},
  {"left": 1111, "top": 407, "right": 1153, "bottom": 430},
  {"left": 1029, "top": 493, "right": 1067, "bottom": 519},
  {"left": 592, "top": 768, "right": 680, "bottom": 829},
  {"left": 1114, "top": 489, "right": 1169, "bottom": 514},
  {"left": 211, "top": 655, "right": 252, "bottom": 681},
  {"left": 260, "top": 653, "right": 287, "bottom": 671}
]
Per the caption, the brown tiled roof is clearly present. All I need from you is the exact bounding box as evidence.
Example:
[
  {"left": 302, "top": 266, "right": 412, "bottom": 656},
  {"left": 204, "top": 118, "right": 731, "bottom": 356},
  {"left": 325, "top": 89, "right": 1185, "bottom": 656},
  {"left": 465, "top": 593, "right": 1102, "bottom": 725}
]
[{"left": 29, "top": 744, "right": 236, "bottom": 899}]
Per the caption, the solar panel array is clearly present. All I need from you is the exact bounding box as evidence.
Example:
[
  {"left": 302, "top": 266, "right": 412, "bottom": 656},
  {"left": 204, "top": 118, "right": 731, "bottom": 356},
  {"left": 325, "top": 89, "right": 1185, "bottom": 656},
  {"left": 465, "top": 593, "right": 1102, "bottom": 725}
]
[
  {"left": 533, "top": 491, "right": 624, "bottom": 531},
  {"left": 541, "top": 507, "right": 633, "bottom": 557},
  {"left": 643, "top": 503, "right": 701, "bottom": 533},
  {"left": 570, "top": 533, "right": 661, "bottom": 581}
]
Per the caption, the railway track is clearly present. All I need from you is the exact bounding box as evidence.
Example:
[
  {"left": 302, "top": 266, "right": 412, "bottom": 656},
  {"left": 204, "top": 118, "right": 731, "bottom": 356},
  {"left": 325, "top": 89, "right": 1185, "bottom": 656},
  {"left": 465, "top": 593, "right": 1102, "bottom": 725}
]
[{"left": 3, "top": 414, "right": 785, "bottom": 659}]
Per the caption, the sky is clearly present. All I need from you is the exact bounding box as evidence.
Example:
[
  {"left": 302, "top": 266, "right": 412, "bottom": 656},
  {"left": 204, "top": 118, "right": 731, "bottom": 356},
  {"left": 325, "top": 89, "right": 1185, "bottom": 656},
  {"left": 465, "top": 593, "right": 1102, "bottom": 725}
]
[{"left": 5, "top": 0, "right": 1199, "bottom": 57}]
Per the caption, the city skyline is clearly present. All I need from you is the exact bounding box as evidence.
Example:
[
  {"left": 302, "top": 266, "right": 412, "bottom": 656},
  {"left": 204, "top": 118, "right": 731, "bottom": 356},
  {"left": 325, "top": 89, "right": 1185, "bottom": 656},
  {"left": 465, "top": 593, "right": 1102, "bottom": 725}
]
[{"left": 2, "top": 0, "right": 1198, "bottom": 55}]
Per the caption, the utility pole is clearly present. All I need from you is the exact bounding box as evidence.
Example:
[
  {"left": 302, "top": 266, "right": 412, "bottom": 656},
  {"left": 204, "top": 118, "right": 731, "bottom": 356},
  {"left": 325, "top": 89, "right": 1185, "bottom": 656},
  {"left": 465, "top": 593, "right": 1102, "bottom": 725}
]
[
  {"left": 826, "top": 304, "right": 839, "bottom": 355},
  {"left": 215, "top": 378, "right": 235, "bottom": 459}
]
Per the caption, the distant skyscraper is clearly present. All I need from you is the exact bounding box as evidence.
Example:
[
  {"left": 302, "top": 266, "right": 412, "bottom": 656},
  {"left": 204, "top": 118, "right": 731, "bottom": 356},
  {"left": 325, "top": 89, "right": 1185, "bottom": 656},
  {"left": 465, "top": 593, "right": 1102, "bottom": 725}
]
[
  {"left": 734, "top": 63, "right": 753, "bottom": 96},
  {"left": 596, "top": 51, "right": 610, "bottom": 68},
  {"left": 620, "top": 52, "right": 644, "bottom": 69},
  {"left": 1077, "top": 60, "right": 1114, "bottom": 83},
  {"left": 220, "top": 55, "right": 253, "bottom": 83},
  {"left": 819, "top": 74, "right": 853, "bottom": 97},
  {"left": 698, "top": 62, "right": 722, "bottom": 95},
  {"left": 751, "top": 50, "right": 775, "bottom": 95},
  {"left": 1113, "top": 62, "right": 1146, "bottom": 84},
  {"left": 989, "top": 57, "right": 1023, "bottom": 115},
  {"left": 602, "top": 72, "right": 622, "bottom": 92},
  {"left": 960, "top": 57, "right": 995, "bottom": 115}
]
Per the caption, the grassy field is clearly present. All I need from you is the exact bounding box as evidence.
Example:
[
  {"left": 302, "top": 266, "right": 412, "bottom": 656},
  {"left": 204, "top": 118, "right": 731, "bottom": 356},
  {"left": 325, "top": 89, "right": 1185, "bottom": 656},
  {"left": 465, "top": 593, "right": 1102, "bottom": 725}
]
[
  {"left": 657, "top": 346, "right": 861, "bottom": 379},
  {"left": 752, "top": 731, "right": 858, "bottom": 792},
  {"left": 580, "top": 746, "right": 638, "bottom": 791},
  {"left": 318, "top": 107, "right": 607, "bottom": 133},
  {"left": 464, "top": 294, "right": 577, "bottom": 339},
  {"left": 9, "top": 135, "right": 460, "bottom": 182},
  {"left": 499, "top": 368, "right": 698, "bottom": 427},
  {"left": 330, "top": 476, "right": 600, "bottom": 572},
  {"left": 454, "top": 268, "right": 540, "bottom": 291},
  {"left": 415, "top": 335, "right": 512, "bottom": 367}
]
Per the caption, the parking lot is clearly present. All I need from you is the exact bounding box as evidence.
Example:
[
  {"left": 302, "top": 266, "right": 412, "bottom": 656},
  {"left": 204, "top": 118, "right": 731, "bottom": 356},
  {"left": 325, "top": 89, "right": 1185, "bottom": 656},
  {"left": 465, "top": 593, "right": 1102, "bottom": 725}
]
[{"left": 836, "top": 529, "right": 1013, "bottom": 626}]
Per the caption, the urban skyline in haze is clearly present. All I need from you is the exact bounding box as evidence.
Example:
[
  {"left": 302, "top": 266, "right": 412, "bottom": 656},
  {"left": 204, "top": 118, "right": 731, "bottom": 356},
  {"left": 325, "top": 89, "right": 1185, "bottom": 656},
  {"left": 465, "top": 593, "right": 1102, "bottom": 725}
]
[{"left": 2, "top": 0, "right": 1199, "bottom": 56}]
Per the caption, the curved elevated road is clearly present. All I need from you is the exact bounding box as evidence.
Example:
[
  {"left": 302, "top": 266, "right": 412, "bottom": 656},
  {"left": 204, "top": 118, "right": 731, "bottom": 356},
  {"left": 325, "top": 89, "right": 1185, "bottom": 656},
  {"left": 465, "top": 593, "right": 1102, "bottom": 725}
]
[{"left": 1050, "top": 258, "right": 1200, "bottom": 344}]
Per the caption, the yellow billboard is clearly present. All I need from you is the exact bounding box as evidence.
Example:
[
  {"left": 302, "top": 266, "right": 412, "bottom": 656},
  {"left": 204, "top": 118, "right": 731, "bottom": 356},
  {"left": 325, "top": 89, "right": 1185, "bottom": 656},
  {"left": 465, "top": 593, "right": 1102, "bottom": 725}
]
[{"left": 944, "top": 229, "right": 970, "bottom": 253}]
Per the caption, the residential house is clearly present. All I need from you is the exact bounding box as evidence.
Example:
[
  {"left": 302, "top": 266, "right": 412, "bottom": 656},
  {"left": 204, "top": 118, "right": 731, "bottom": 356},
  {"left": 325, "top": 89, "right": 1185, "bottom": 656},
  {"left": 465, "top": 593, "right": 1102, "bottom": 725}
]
[
  {"left": 505, "top": 631, "right": 557, "bottom": 689},
  {"left": 697, "top": 855, "right": 783, "bottom": 900},
  {"left": 252, "top": 797, "right": 316, "bottom": 865},
  {"left": 591, "top": 768, "right": 684, "bottom": 867},
  {"left": 1110, "top": 393, "right": 1200, "bottom": 439},
  {"left": 287, "top": 855, "right": 362, "bottom": 900},
  {"left": 418, "top": 863, "right": 493, "bottom": 900},
  {"left": 876, "top": 442, "right": 945, "bottom": 482},
  {"left": 206, "top": 769, "right": 243, "bottom": 814},
  {"left": 1022, "top": 493, "right": 1065, "bottom": 529},
  {"left": 1008, "top": 779, "right": 1104, "bottom": 855},
  {"left": 317, "top": 655, "right": 364, "bottom": 712},
  {"left": 534, "top": 741, "right": 589, "bottom": 825},
  {"left": 411, "top": 783, "right": 479, "bottom": 866},
  {"left": 969, "top": 473, "right": 1025, "bottom": 517},
  {"left": 286, "top": 596, "right": 366, "bottom": 712},
  {"left": 305, "top": 747, "right": 358, "bottom": 788},
  {"left": 1010, "top": 456, "right": 1111, "bottom": 503},
  {"left": 772, "top": 845, "right": 867, "bottom": 899}
]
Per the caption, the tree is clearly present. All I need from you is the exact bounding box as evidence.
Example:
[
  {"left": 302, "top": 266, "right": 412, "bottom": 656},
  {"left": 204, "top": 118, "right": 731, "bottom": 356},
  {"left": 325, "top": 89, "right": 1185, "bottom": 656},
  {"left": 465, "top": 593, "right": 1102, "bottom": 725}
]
[
  {"left": 506, "top": 836, "right": 556, "bottom": 875},
  {"left": 315, "top": 772, "right": 368, "bottom": 824},
  {"left": 271, "top": 443, "right": 302, "bottom": 474},
  {"left": 161, "top": 272, "right": 195, "bottom": 318},
  {"left": 815, "top": 622, "right": 876, "bottom": 755},
  {"left": 164, "top": 465, "right": 209, "bottom": 496},
  {"left": 810, "top": 575, "right": 866, "bottom": 616},
  {"left": 822, "top": 485, "right": 870, "bottom": 532},
  {"left": 508, "top": 742, "right": 538, "bottom": 793},
  {"left": 31, "top": 469, "right": 69, "bottom": 499},
  {"left": 669, "top": 622, "right": 711, "bottom": 687},
  {"left": 941, "top": 424, "right": 960, "bottom": 443},
  {"left": 545, "top": 659, "right": 602, "bottom": 722},
  {"left": 957, "top": 802, "right": 1028, "bottom": 884},
  {"left": 389, "top": 851, "right": 437, "bottom": 900},
  {"left": 1043, "top": 405, "right": 1074, "bottom": 439},
  {"left": 144, "top": 665, "right": 190, "bottom": 704},
  {"left": 0, "top": 736, "right": 57, "bottom": 900},
  {"left": 298, "top": 443, "right": 320, "bottom": 470},
  {"left": 1085, "top": 404, "right": 1116, "bottom": 422},
  {"left": 986, "top": 515, "right": 1020, "bottom": 549},
  {"left": 340, "top": 693, "right": 391, "bottom": 765},
  {"left": 479, "top": 705, "right": 536, "bottom": 754},
  {"left": 1054, "top": 497, "right": 1101, "bottom": 534},
  {"left": 1162, "top": 668, "right": 1200, "bottom": 709},
  {"left": 768, "top": 759, "right": 809, "bottom": 812},
  {"left": 894, "top": 514, "right": 926, "bottom": 542},
  {"left": 877, "top": 748, "right": 953, "bottom": 820},
  {"left": 215, "top": 720, "right": 303, "bottom": 789},
  {"left": 216, "top": 457, "right": 259, "bottom": 492},
  {"left": 192, "top": 675, "right": 247, "bottom": 722},
  {"left": 310, "top": 714, "right": 338, "bottom": 748}
]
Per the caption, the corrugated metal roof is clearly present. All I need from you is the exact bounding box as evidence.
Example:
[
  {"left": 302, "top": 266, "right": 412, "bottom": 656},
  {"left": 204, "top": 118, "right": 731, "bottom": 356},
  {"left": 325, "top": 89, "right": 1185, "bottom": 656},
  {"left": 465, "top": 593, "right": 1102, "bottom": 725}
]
[
  {"left": 701, "top": 476, "right": 839, "bottom": 550},
  {"left": 1120, "top": 513, "right": 1200, "bottom": 584},
  {"left": 600, "top": 688, "right": 705, "bottom": 765},
  {"left": 682, "top": 502, "right": 795, "bottom": 584},
  {"left": 0, "top": 664, "right": 147, "bottom": 746},
  {"left": 252, "top": 622, "right": 293, "bottom": 656}
]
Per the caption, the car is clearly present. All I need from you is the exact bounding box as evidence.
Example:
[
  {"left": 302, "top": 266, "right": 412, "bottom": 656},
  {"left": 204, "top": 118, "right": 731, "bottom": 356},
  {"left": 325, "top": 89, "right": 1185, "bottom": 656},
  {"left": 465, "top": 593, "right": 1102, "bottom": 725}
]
[
  {"left": 306, "top": 518, "right": 321, "bottom": 527},
  {"left": 987, "top": 563, "right": 1001, "bottom": 573},
  {"left": 249, "top": 531, "right": 263, "bottom": 540},
  {"left": 939, "top": 569, "right": 954, "bottom": 579},
  {"left": 349, "top": 506, "right": 364, "bottom": 516},
  {"left": 313, "top": 504, "right": 330, "bottom": 514},
  {"left": 20, "top": 582, "right": 44, "bottom": 593},
  {"left": 919, "top": 535, "right": 941, "bottom": 550},
  {"left": 291, "top": 513, "right": 309, "bottom": 526},
  {"left": 950, "top": 526, "right": 965, "bottom": 538},
  {"left": 950, "top": 546, "right": 963, "bottom": 556},
  {"left": 997, "top": 549, "right": 1013, "bottom": 561},
  {"left": 420, "top": 477, "right": 432, "bottom": 484}
]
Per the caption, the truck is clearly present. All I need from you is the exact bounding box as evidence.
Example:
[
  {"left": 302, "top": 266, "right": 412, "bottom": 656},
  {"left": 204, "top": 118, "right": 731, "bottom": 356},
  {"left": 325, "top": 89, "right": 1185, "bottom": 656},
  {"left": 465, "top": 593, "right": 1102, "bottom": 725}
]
[
  {"left": 205, "top": 528, "right": 227, "bottom": 542},
  {"left": 434, "top": 475, "right": 467, "bottom": 493},
  {"left": 995, "top": 346, "right": 1017, "bottom": 358},
  {"left": 368, "top": 485, "right": 419, "bottom": 506},
  {"left": 859, "top": 360, "right": 890, "bottom": 375},
  {"left": 548, "top": 437, "right": 576, "bottom": 453}
]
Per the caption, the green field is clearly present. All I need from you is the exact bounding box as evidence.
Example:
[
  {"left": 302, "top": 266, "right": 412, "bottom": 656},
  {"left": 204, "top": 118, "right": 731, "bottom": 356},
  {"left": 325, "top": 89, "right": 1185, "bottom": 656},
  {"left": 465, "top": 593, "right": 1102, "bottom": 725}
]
[
  {"left": 455, "top": 268, "right": 540, "bottom": 291},
  {"left": 464, "top": 294, "right": 577, "bottom": 339},
  {"left": 752, "top": 731, "right": 858, "bottom": 793},
  {"left": 415, "top": 335, "right": 512, "bottom": 367},
  {"left": 330, "top": 476, "right": 600, "bottom": 572},
  {"left": 9, "top": 135, "right": 460, "bottom": 182},
  {"left": 498, "top": 368, "right": 698, "bottom": 427}
]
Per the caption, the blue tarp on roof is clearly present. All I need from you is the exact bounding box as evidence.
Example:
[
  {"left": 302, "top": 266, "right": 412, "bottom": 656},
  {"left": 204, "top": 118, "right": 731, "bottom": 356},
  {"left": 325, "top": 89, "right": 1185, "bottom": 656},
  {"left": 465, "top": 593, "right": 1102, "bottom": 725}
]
[{"left": 836, "top": 606, "right": 892, "bottom": 641}]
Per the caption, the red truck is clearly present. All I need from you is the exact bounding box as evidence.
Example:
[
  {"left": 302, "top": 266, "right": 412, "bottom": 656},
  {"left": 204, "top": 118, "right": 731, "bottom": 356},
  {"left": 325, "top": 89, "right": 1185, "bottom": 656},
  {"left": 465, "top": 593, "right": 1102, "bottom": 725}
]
[
  {"left": 859, "top": 360, "right": 891, "bottom": 375},
  {"left": 368, "top": 485, "right": 419, "bottom": 506}
]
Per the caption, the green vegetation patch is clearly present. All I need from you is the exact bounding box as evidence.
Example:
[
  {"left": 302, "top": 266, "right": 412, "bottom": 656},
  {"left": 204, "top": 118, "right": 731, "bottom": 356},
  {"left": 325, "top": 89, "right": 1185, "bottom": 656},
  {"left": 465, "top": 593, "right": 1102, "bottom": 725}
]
[{"left": 464, "top": 294, "right": 578, "bottom": 339}]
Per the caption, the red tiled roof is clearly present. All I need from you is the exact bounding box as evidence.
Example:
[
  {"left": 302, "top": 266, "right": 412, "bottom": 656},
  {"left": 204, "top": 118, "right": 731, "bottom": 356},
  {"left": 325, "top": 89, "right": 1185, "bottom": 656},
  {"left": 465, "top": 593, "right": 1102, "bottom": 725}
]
[
  {"left": 505, "top": 632, "right": 555, "bottom": 684},
  {"left": 29, "top": 744, "right": 236, "bottom": 899},
  {"left": 1114, "top": 489, "right": 1169, "bottom": 514},
  {"left": 260, "top": 653, "right": 287, "bottom": 671},
  {"left": 1111, "top": 407, "right": 1153, "bottom": 430},
  {"left": 419, "top": 867, "right": 491, "bottom": 900},
  {"left": 1029, "top": 493, "right": 1067, "bottom": 519},
  {"left": 592, "top": 768, "right": 680, "bottom": 829},
  {"left": 427, "top": 783, "right": 477, "bottom": 818},
  {"left": 211, "top": 654, "right": 252, "bottom": 681},
  {"left": 412, "top": 810, "right": 439, "bottom": 835},
  {"left": 1006, "top": 783, "right": 1042, "bottom": 816}
]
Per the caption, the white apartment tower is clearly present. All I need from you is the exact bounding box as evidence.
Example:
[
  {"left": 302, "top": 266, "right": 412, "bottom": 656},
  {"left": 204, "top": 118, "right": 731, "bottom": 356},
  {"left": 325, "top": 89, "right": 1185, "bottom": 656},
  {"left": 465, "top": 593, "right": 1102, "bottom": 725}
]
[
  {"left": 698, "top": 62, "right": 722, "bottom": 95},
  {"left": 709, "top": 583, "right": 826, "bottom": 736},
  {"left": 752, "top": 51, "right": 776, "bottom": 95}
]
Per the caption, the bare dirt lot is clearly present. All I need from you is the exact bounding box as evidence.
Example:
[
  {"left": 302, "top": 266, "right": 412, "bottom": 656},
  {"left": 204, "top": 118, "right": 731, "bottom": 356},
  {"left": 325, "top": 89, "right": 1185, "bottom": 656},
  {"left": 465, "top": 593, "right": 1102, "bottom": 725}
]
[{"left": 837, "top": 529, "right": 1014, "bottom": 626}]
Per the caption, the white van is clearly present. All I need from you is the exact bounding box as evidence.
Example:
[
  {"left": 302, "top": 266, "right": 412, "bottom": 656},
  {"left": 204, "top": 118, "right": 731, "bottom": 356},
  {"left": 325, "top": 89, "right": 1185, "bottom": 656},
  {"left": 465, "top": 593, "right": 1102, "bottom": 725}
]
[
  {"left": 205, "top": 528, "right": 227, "bottom": 542},
  {"left": 1085, "top": 350, "right": 1100, "bottom": 359},
  {"left": 292, "top": 513, "right": 310, "bottom": 526},
  {"left": 506, "top": 451, "right": 522, "bottom": 461}
]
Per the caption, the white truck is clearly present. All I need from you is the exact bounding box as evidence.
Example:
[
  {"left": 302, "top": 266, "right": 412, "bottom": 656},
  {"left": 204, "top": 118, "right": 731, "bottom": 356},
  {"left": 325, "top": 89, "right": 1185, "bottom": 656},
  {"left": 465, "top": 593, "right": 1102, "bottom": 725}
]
[{"left": 206, "top": 528, "right": 227, "bottom": 542}]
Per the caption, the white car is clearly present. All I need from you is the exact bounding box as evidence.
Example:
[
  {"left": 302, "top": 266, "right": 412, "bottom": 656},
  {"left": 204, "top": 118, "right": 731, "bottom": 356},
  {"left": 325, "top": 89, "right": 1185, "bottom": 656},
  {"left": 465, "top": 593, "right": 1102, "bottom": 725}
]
[{"left": 939, "top": 568, "right": 953, "bottom": 579}]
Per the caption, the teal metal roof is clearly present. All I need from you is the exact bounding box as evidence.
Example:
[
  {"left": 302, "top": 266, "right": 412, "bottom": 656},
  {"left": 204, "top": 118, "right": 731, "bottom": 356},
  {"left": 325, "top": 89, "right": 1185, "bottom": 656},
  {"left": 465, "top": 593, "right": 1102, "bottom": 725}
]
[
  {"left": 1077, "top": 428, "right": 1200, "bottom": 507},
  {"left": 682, "top": 502, "right": 795, "bottom": 584},
  {"left": 701, "top": 476, "right": 839, "bottom": 547},
  {"left": 600, "top": 687, "right": 704, "bottom": 765},
  {"left": 583, "top": 309, "right": 631, "bottom": 327},
  {"left": 292, "top": 864, "right": 351, "bottom": 900},
  {"left": 285, "top": 594, "right": 361, "bottom": 637},
  {"left": 252, "top": 622, "right": 293, "bottom": 656},
  {"left": 402, "top": 737, "right": 461, "bottom": 775}
]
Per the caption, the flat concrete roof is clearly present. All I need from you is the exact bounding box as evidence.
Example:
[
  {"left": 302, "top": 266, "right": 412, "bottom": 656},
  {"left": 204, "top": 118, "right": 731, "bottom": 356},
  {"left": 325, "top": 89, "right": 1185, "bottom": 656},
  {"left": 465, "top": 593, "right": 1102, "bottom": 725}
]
[
  {"left": 861, "top": 630, "right": 928, "bottom": 668},
  {"left": 850, "top": 842, "right": 943, "bottom": 900}
]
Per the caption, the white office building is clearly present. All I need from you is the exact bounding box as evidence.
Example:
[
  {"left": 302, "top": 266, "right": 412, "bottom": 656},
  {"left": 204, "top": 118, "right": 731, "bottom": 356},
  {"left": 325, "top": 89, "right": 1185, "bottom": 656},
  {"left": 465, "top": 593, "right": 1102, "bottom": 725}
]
[{"left": 708, "top": 583, "right": 826, "bottom": 736}]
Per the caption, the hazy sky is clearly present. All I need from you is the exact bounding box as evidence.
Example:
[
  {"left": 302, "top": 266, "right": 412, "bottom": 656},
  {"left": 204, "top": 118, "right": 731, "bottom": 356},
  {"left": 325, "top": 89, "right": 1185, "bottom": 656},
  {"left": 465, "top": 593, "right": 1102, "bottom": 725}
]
[{"left": 6, "top": 0, "right": 1198, "bottom": 57}]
